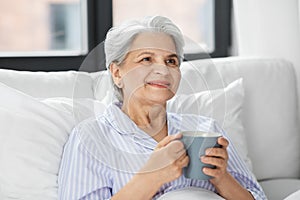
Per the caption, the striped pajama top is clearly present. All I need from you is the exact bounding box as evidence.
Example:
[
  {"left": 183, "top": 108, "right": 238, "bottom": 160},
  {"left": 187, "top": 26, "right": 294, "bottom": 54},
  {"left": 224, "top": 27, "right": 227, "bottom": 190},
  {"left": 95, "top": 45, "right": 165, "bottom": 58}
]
[{"left": 58, "top": 102, "right": 266, "bottom": 199}]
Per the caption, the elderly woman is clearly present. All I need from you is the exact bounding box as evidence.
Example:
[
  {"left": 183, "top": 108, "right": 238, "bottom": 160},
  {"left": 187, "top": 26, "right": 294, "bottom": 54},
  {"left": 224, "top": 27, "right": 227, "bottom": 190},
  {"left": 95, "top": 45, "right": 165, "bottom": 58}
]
[{"left": 58, "top": 16, "right": 266, "bottom": 200}]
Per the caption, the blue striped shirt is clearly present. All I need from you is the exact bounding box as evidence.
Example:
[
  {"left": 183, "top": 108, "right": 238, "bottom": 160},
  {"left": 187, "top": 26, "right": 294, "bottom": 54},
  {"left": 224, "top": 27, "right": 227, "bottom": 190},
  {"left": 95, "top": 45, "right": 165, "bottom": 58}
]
[{"left": 58, "top": 102, "right": 266, "bottom": 199}]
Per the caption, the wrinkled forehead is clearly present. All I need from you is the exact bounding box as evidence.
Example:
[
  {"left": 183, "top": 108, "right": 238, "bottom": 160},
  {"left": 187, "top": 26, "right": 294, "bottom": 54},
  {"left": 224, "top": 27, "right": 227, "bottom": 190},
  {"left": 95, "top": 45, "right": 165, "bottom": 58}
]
[{"left": 129, "top": 32, "right": 177, "bottom": 54}]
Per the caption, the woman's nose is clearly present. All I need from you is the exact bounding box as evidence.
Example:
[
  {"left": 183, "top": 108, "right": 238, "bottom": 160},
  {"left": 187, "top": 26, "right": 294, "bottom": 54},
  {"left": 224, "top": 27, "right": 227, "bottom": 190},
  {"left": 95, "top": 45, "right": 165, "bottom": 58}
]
[{"left": 152, "top": 63, "right": 170, "bottom": 75}]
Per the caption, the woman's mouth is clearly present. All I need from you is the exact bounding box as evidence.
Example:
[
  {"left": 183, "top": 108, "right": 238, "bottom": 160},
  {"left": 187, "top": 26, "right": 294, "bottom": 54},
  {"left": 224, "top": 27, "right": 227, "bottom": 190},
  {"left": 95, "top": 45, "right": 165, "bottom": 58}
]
[{"left": 146, "top": 81, "right": 170, "bottom": 88}]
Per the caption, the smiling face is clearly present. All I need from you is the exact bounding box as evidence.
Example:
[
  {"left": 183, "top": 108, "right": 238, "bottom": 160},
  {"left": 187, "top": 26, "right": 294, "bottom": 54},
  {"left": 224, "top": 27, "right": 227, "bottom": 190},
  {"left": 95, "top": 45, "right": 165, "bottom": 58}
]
[{"left": 110, "top": 32, "right": 181, "bottom": 106}]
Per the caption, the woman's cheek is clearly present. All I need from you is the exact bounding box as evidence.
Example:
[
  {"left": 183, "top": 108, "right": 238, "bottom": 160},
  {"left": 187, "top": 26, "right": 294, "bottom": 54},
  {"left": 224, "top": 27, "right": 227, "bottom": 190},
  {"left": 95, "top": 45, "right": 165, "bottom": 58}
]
[{"left": 171, "top": 70, "right": 181, "bottom": 92}]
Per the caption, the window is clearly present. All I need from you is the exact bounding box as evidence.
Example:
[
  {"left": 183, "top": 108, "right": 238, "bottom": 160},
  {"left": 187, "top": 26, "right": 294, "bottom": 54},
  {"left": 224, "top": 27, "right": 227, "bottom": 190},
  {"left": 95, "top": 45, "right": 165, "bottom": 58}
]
[
  {"left": 0, "top": 0, "right": 231, "bottom": 71},
  {"left": 113, "top": 0, "right": 215, "bottom": 54},
  {"left": 113, "top": 0, "right": 232, "bottom": 60},
  {"left": 0, "top": 0, "right": 88, "bottom": 57}
]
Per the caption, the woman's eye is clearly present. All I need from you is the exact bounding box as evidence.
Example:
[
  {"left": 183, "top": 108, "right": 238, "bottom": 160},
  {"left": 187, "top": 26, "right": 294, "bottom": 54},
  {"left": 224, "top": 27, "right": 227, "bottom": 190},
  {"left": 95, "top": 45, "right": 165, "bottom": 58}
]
[
  {"left": 166, "top": 59, "right": 178, "bottom": 66},
  {"left": 140, "top": 57, "right": 151, "bottom": 62}
]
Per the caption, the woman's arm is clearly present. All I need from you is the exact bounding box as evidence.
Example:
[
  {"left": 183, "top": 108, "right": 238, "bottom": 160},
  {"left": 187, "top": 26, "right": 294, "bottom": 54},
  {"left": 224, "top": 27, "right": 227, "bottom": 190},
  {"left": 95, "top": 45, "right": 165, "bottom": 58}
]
[
  {"left": 58, "top": 129, "right": 114, "bottom": 200},
  {"left": 111, "top": 171, "right": 161, "bottom": 200},
  {"left": 210, "top": 172, "right": 254, "bottom": 200}
]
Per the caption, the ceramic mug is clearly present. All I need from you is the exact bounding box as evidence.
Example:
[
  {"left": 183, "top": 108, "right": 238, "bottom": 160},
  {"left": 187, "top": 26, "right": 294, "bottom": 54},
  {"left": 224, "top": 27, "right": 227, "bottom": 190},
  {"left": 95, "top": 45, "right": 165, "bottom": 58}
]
[{"left": 181, "top": 131, "right": 221, "bottom": 180}]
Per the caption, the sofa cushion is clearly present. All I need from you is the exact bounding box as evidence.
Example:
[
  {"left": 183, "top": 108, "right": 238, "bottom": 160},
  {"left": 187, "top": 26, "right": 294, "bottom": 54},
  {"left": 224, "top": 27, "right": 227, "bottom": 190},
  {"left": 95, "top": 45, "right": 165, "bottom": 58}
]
[
  {"left": 260, "top": 179, "right": 300, "bottom": 200},
  {"left": 284, "top": 189, "right": 300, "bottom": 200},
  {"left": 178, "top": 57, "right": 300, "bottom": 180},
  {"left": 0, "top": 69, "right": 94, "bottom": 98}
]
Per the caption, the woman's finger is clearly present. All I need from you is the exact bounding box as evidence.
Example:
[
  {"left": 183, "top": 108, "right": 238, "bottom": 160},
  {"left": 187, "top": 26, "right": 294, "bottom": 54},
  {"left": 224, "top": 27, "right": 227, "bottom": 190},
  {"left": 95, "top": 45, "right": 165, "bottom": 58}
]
[
  {"left": 175, "top": 153, "right": 189, "bottom": 167},
  {"left": 155, "top": 133, "right": 182, "bottom": 150},
  {"left": 201, "top": 156, "right": 226, "bottom": 168},
  {"left": 176, "top": 149, "right": 187, "bottom": 160},
  {"left": 218, "top": 137, "right": 229, "bottom": 148},
  {"left": 205, "top": 147, "right": 228, "bottom": 160},
  {"left": 180, "top": 155, "right": 189, "bottom": 168},
  {"left": 202, "top": 167, "right": 222, "bottom": 178}
]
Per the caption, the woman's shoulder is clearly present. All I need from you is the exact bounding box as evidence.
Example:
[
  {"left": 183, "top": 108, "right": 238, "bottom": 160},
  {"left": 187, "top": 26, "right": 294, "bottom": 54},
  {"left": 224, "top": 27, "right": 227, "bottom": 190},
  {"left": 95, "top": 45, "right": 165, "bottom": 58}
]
[
  {"left": 72, "top": 102, "right": 119, "bottom": 134},
  {"left": 65, "top": 114, "right": 115, "bottom": 158},
  {"left": 67, "top": 111, "right": 111, "bottom": 146}
]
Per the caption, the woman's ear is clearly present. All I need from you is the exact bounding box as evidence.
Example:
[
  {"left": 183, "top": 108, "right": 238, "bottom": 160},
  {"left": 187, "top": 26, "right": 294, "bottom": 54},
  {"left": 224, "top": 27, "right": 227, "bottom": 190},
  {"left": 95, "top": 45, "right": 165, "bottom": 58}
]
[{"left": 109, "top": 63, "right": 124, "bottom": 88}]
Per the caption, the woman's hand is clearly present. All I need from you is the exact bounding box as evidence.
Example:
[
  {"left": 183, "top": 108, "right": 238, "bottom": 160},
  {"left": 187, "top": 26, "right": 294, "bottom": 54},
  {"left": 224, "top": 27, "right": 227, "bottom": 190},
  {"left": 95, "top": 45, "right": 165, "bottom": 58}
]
[
  {"left": 112, "top": 134, "right": 188, "bottom": 200},
  {"left": 201, "top": 137, "right": 230, "bottom": 185},
  {"left": 140, "top": 134, "right": 189, "bottom": 186},
  {"left": 200, "top": 137, "right": 255, "bottom": 200}
]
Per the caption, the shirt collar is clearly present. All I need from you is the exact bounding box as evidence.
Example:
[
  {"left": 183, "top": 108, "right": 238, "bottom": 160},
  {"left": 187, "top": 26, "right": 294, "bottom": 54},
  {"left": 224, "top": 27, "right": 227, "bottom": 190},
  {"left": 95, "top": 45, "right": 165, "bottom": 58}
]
[
  {"left": 103, "top": 102, "right": 139, "bottom": 135},
  {"left": 103, "top": 102, "right": 180, "bottom": 150}
]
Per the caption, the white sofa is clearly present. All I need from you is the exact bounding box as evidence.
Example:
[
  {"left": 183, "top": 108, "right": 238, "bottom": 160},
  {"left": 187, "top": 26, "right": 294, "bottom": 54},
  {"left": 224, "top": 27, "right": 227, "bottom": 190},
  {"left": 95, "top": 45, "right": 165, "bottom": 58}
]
[{"left": 0, "top": 56, "right": 299, "bottom": 200}]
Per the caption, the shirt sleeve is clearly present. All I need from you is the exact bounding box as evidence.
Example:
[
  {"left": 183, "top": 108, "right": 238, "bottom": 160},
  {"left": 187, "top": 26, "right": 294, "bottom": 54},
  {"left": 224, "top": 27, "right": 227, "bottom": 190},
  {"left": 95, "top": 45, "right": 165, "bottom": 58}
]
[
  {"left": 58, "top": 127, "right": 113, "bottom": 200},
  {"left": 213, "top": 121, "right": 267, "bottom": 200}
]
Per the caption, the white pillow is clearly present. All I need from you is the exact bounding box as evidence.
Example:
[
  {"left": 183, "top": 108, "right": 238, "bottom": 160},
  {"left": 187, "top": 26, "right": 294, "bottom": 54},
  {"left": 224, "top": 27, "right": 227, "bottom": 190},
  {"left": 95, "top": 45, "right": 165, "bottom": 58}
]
[
  {"left": 0, "top": 69, "right": 95, "bottom": 98},
  {"left": 167, "top": 78, "right": 252, "bottom": 170},
  {"left": 41, "top": 97, "right": 107, "bottom": 124},
  {"left": 91, "top": 70, "right": 114, "bottom": 101},
  {"left": 157, "top": 187, "right": 224, "bottom": 200},
  {"left": 0, "top": 83, "right": 75, "bottom": 200}
]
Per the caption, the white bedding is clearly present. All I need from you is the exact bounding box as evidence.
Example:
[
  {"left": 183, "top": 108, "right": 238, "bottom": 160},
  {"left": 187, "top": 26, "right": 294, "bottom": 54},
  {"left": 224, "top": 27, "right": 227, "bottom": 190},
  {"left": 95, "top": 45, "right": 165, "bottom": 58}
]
[{"left": 158, "top": 187, "right": 224, "bottom": 200}]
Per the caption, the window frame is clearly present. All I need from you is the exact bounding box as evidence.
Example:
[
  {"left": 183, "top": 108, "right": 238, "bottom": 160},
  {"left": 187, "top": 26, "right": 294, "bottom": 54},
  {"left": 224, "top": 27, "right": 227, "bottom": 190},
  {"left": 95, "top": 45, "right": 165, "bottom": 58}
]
[
  {"left": 0, "top": 0, "right": 231, "bottom": 71},
  {"left": 184, "top": 0, "right": 232, "bottom": 60}
]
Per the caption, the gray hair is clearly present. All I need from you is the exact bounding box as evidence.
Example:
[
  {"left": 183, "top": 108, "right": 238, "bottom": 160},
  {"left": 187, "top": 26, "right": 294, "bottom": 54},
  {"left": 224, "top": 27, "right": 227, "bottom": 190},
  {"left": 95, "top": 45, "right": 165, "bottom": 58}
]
[{"left": 104, "top": 15, "right": 185, "bottom": 101}]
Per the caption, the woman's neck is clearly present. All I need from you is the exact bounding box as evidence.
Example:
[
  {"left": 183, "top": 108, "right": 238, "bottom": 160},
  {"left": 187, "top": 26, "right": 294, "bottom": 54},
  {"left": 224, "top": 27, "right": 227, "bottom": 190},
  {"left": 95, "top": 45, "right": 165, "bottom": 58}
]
[{"left": 121, "top": 98, "right": 168, "bottom": 142}]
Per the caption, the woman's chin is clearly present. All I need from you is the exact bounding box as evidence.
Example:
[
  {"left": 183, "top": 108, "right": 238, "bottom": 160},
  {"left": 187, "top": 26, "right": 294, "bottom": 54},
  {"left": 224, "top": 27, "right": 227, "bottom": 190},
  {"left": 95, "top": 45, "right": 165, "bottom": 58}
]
[
  {"left": 124, "top": 90, "right": 176, "bottom": 106},
  {"left": 145, "top": 93, "right": 175, "bottom": 105}
]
